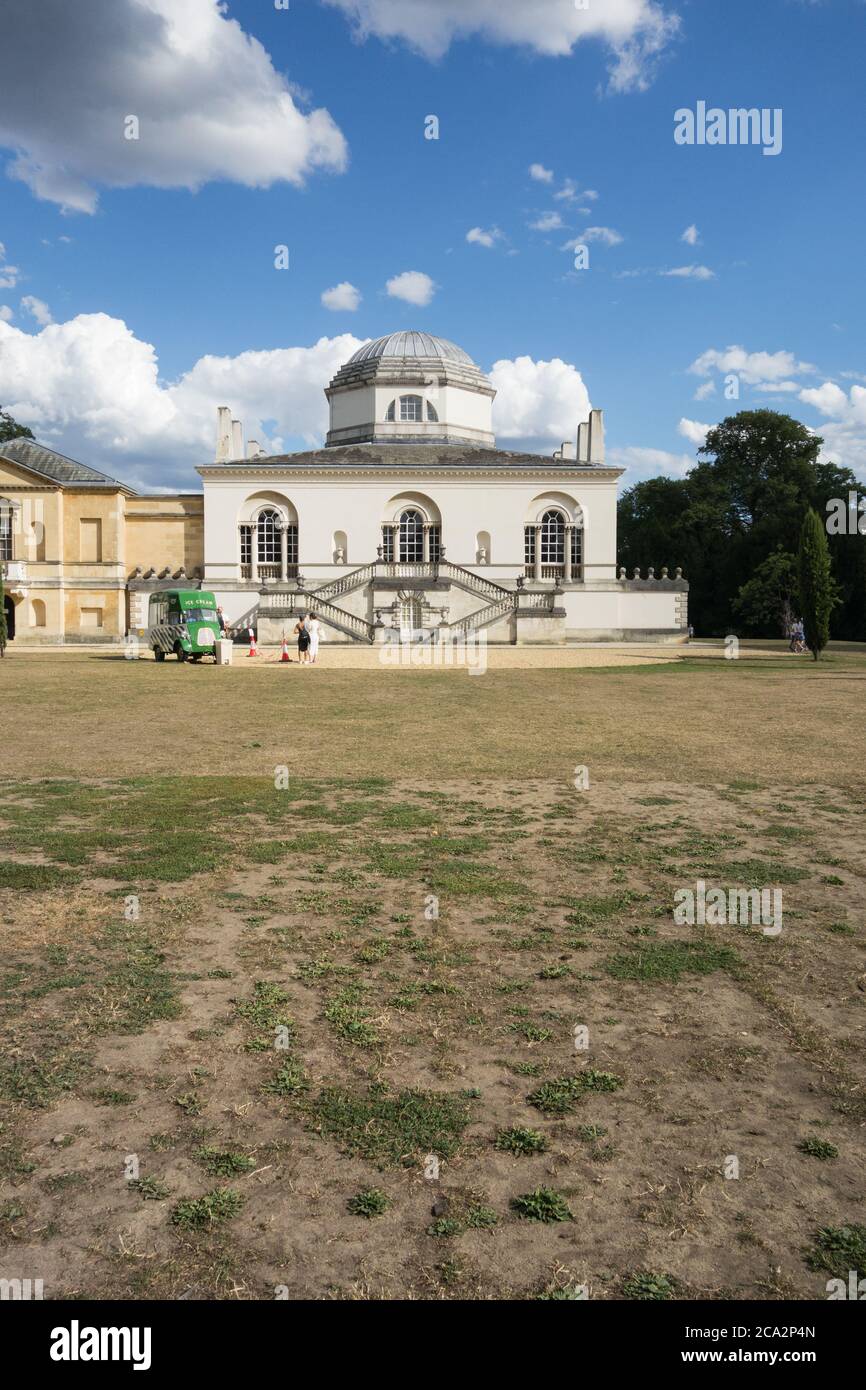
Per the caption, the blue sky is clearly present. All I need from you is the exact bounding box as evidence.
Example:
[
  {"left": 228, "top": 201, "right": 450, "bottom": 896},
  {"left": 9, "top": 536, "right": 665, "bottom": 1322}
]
[{"left": 0, "top": 0, "right": 864, "bottom": 490}]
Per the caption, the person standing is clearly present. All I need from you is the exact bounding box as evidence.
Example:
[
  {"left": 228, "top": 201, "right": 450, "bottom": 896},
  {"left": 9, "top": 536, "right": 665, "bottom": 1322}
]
[
  {"left": 294, "top": 614, "right": 310, "bottom": 664},
  {"left": 307, "top": 611, "right": 321, "bottom": 664}
]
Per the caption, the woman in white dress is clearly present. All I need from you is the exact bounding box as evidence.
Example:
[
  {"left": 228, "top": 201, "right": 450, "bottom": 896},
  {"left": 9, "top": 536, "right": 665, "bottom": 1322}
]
[{"left": 307, "top": 611, "right": 321, "bottom": 664}]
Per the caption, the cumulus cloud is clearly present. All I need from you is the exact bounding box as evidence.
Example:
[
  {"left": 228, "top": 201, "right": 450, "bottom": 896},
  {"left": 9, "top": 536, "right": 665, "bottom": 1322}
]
[
  {"left": 796, "top": 381, "right": 866, "bottom": 477},
  {"left": 681, "top": 224, "right": 700, "bottom": 245},
  {"left": 0, "top": 244, "right": 20, "bottom": 290},
  {"left": 466, "top": 227, "right": 502, "bottom": 249},
  {"left": 321, "top": 282, "right": 362, "bottom": 312},
  {"left": 693, "top": 380, "right": 716, "bottom": 401},
  {"left": 678, "top": 417, "right": 712, "bottom": 445},
  {"left": 20, "top": 295, "right": 53, "bottom": 326},
  {"left": 489, "top": 356, "right": 591, "bottom": 452},
  {"left": 688, "top": 346, "right": 815, "bottom": 385},
  {"left": 385, "top": 271, "right": 436, "bottom": 306},
  {"left": 608, "top": 445, "right": 695, "bottom": 482},
  {"left": 529, "top": 212, "right": 564, "bottom": 233},
  {"left": 529, "top": 163, "right": 554, "bottom": 183},
  {"left": 0, "top": 312, "right": 364, "bottom": 488},
  {"left": 0, "top": 305, "right": 13, "bottom": 323},
  {"left": 582, "top": 226, "right": 624, "bottom": 246},
  {"left": 0, "top": 0, "right": 347, "bottom": 213},
  {"left": 661, "top": 264, "right": 715, "bottom": 280},
  {"left": 323, "top": 0, "right": 679, "bottom": 92}
]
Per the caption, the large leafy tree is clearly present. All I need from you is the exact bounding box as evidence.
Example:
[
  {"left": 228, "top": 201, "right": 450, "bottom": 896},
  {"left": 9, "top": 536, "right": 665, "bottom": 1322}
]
[
  {"left": 618, "top": 409, "right": 866, "bottom": 638},
  {"left": 0, "top": 407, "right": 34, "bottom": 443}
]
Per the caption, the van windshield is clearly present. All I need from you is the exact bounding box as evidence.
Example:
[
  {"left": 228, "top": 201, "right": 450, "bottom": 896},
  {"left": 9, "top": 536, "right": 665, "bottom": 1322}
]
[{"left": 183, "top": 608, "right": 218, "bottom": 623}]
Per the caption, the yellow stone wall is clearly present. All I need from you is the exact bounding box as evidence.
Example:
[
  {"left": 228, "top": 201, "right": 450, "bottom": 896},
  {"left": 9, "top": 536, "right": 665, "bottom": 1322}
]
[{"left": 1, "top": 458, "right": 204, "bottom": 644}]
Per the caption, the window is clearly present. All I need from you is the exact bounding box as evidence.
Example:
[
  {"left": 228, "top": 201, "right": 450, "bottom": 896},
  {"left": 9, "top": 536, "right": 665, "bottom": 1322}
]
[
  {"left": 400, "top": 596, "right": 423, "bottom": 633},
  {"left": 524, "top": 526, "right": 535, "bottom": 568},
  {"left": 571, "top": 524, "right": 583, "bottom": 574},
  {"left": 426, "top": 400, "right": 439, "bottom": 423},
  {"left": 399, "top": 509, "right": 424, "bottom": 562},
  {"left": 381, "top": 526, "right": 394, "bottom": 562},
  {"left": 385, "top": 400, "right": 396, "bottom": 422},
  {"left": 256, "top": 509, "right": 280, "bottom": 564},
  {"left": 285, "top": 524, "right": 298, "bottom": 566},
  {"left": 540, "top": 511, "right": 566, "bottom": 565},
  {"left": 400, "top": 395, "right": 423, "bottom": 423},
  {"left": 240, "top": 526, "right": 252, "bottom": 567},
  {"left": 0, "top": 500, "right": 12, "bottom": 561},
  {"left": 80, "top": 518, "right": 102, "bottom": 562},
  {"left": 429, "top": 525, "right": 441, "bottom": 562}
]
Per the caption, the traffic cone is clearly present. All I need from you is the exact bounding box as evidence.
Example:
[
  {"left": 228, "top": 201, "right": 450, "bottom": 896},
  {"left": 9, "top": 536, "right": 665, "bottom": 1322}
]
[
  {"left": 247, "top": 626, "right": 258, "bottom": 657},
  {"left": 280, "top": 635, "right": 290, "bottom": 663}
]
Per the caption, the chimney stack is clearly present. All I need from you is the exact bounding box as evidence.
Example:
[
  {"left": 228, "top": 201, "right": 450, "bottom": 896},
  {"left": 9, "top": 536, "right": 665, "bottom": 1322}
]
[
  {"left": 559, "top": 440, "right": 576, "bottom": 461},
  {"left": 246, "top": 440, "right": 266, "bottom": 459},
  {"left": 577, "top": 420, "right": 590, "bottom": 463},
  {"left": 216, "top": 406, "right": 233, "bottom": 463},
  {"left": 587, "top": 408, "right": 605, "bottom": 464},
  {"left": 231, "top": 419, "right": 244, "bottom": 460}
]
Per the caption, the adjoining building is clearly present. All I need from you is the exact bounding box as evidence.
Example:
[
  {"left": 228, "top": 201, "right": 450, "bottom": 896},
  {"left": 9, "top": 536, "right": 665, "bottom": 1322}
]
[{"left": 0, "top": 332, "right": 687, "bottom": 646}]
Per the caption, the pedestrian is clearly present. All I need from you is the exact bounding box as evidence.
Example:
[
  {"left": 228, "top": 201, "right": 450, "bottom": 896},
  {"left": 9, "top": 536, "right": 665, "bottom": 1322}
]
[
  {"left": 294, "top": 613, "right": 310, "bottom": 664},
  {"left": 216, "top": 605, "right": 226, "bottom": 634},
  {"left": 307, "top": 611, "right": 321, "bottom": 664}
]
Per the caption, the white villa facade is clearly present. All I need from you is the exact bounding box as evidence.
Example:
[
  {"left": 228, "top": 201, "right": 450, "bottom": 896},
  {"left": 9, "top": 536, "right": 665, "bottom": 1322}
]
[{"left": 196, "top": 333, "right": 688, "bottom": 646}]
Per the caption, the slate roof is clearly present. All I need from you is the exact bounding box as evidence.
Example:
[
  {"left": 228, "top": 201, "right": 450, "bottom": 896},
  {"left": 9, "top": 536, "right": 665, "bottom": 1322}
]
[
  {"left": 0, "top": 437, "right": 137, "bottom": 492},
  {"left": 347, "top": 333, "right": 475, "bottom": 367},
  {"left": 201, "top": 443, "right": 612, "bottom": 472}
]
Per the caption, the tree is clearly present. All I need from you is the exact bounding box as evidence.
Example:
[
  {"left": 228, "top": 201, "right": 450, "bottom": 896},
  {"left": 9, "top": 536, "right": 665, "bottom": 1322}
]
[
  {"left": 618, "top": 409, "right": 866, "bottom": 639},
  {"left": 0, "top": 407, "right": 34, "bottom": 443},
  {"left": 733, "top": 550, "right": 798, "bottom": 636},
  {"left": 797, "top": 508, "right": 838, "bottom": 660}
]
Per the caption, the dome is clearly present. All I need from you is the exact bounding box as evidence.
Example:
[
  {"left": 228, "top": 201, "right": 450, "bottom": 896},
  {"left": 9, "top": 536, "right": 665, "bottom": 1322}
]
[{"left": 347, "top": 332, "right": 476, "bottom": 368}]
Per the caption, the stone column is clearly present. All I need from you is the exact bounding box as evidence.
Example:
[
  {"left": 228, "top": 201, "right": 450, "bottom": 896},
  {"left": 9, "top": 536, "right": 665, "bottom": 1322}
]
[
  {"left": 564, "top": 526, "right": 573, "bottom": 583},
  {"left": 250, "top": 524, "right": 259, "bottom": 583},
  {"left": 534, "top": 525, "right": 543, "bottom": 582},
  {"left": 391, "top": 523, "right": 400, "bottom": 564},
  {"left": 422, "top": 524, "right": 431, "bottom": 564},
  {"left": 280, "top": 524, "right": 288, "bottom": 582}
]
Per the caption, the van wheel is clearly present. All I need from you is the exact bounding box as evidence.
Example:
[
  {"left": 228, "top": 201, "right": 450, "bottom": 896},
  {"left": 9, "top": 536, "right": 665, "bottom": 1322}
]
[
  {"left": 175, "top": 644, "right": 187, "bottom": 662},
  {"left": 154, "top": 648, "right": 165, "bottom": 662}
]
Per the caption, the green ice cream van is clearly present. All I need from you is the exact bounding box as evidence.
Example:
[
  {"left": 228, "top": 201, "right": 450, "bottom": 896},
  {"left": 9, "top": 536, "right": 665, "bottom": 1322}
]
[{"left": 149, "top": 589, "right": 221, "bottom": 662}]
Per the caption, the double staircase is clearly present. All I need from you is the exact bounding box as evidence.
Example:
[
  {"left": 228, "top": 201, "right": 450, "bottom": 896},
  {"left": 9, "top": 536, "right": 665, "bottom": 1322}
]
[{"left": 259, "top": 559, "right": 554, "bottom": 643}]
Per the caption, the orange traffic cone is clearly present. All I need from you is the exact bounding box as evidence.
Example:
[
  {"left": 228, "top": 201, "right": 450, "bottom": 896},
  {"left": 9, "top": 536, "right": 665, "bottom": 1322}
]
[
  {"left": 247, "top": 626, "right": 258, "bottom": 657},
  {"left": 280, "top": 636, "right": 290, "bottom": 663}
]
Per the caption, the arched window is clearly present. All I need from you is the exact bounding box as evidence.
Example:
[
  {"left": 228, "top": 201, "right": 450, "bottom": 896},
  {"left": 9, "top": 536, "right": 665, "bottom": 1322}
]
[
  {"left": 256, "top": 509, "right": 281, "bottom": 564},
  {"left": 399, "top": 595, "right": 423, "bottom": 634},
  {"left": 399, "top": 395, "right": 423, "bottom": 423},
  {"left": 540, "top": 510, "right": 566, "bottom": 565},
  {"left": 426, "top": 400, "right": 439, "bottom": 423},
  {"left": 399, "top": 508, "right": 424, "bottom": 562},
  {"left": 385, "top": 400, "right": 396, "bottom": 422},
  {"left": 0, "top": 499, "right": 13, "bottom": 562}
]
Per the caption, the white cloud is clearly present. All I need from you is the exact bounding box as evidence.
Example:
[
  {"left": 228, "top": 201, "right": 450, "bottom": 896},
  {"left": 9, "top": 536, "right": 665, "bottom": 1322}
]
[
  {"left": 797, "top": 381, "right": 866, "bottom": 477},
  {"left": 321, "top": 282, "right": 362, "bottom": 312},
  {"left": 20, "top": 295, "right": 53, "bottom": 326},
  {"left": 554, "top": 178, "right": 599, "bottom": 205},
  {"left": 0, "top": 305, "right": 13, "bottom": 323},
  {"left": 681, "top": 224, "right": 700, "bottom": 246},
  {"left": 489, "top": 355, "right": 591, "bottom": 450},
  {"left": 529, "top": 163, "right": 554, "bottom": 183},
  {"left": 582, "top": 226, "right": 624, "bottom": 246},
  {"left": 0, "top": 311, "right": 364, "bottom": 487},
  {"left": 662, "top": 265, "right": 715, "bottom": 280},
  {"left": 688, "top": 346, "right": 815, "bottom": 385},
  {"left": 608, "top": 445, "right": 695, "bottom": 482},
  {"left": 323, "top": 0, "right": 680, "bottom": 92},
  {"left": 678, "top": 417, "right": 712, "bottom": 445},
  {"left": 466, "top": 226, "right": 502, "bottom": 249},
  {"left": 529, "top": 212, "right": 564, "bottom": 232},
  {"left": 385, "top": 270, "right": 436, "bottom": 306},
  {"left": 693, "top": 380, "right": 715, "bottom": 401},
  {"left": 0, "top": 0, "right": 347, "bottom": 213},
  {"left": 0, "top": 243, "right": 20, "bottom": 290}
]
